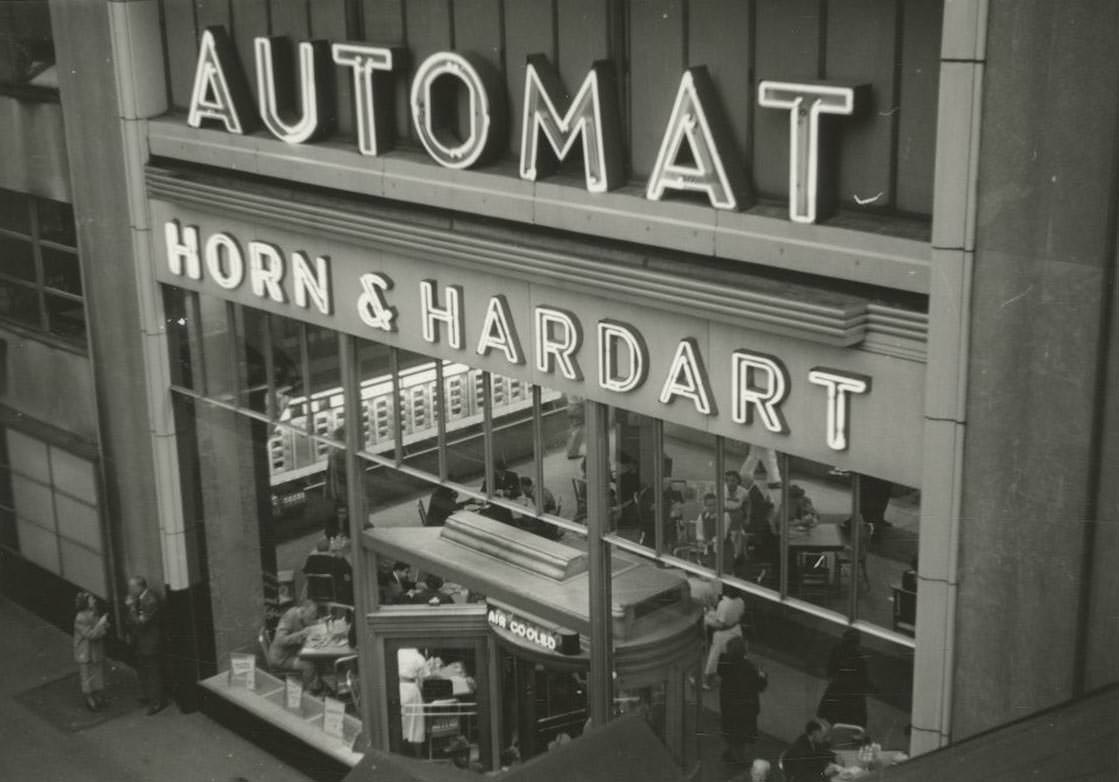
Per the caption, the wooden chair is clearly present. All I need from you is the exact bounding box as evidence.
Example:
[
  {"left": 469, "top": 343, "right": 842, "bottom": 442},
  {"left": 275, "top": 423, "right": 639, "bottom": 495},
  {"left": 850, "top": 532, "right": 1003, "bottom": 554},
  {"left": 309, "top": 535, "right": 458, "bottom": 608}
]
[
  {"left": 795, "top": 551, "right": 832, "bottom": 601},
  {"left": 829, "top": 723, "right": 867, "bottom": 749}
]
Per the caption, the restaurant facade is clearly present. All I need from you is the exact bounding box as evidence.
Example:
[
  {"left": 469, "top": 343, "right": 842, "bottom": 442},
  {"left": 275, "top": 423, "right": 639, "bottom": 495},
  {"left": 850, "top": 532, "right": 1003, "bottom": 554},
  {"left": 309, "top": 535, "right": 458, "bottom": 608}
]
[{"left": 10, "top": 0, "right": 1119, "bottom": 777}]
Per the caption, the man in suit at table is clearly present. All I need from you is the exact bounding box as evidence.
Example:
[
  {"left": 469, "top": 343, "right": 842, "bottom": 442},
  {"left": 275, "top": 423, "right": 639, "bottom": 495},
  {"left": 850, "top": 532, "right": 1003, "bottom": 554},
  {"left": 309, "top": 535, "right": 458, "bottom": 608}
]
[
  {"left": 268, "top": 600, "right": 321, "bottom": 692},
  {"left": 126, "top": 575, "right": 167, "bottom": 715}
]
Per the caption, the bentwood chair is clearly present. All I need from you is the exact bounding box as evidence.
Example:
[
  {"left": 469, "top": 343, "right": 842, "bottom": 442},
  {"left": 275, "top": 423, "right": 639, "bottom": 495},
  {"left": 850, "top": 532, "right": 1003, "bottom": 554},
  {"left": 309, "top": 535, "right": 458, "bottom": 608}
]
[
  {"left": 829, "top": 723, "right": 868, "bottom": 749},
  {"left": 325, "top": 654, "right": 359, "bottom": 706}
]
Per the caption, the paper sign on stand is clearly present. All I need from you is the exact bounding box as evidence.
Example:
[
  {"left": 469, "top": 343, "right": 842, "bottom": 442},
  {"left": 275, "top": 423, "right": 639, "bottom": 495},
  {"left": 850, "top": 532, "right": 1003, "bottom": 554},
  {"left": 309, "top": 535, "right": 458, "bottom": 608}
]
[
  {"left": 285, "top": 675, "right": 303, "bottom": 710},
  {"left": 323, "top": 696, "right": 346, "bottom": 739},
  {"left": 230, "top": 653, "right": 256, "bottom": 690}
]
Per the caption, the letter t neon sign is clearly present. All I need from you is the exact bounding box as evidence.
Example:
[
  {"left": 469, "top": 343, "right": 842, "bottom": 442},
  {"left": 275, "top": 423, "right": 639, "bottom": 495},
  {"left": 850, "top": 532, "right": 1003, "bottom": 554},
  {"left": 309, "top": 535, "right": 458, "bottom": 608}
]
[{"left": 757, "top": 81, "right": 864, "bottom": 224}]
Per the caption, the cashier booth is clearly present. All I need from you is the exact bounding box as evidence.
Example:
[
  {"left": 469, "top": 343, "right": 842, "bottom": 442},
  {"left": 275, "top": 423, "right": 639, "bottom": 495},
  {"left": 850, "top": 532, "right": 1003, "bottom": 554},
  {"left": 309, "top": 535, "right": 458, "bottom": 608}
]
[{"left": 363, "top": 514, "right": 703, "bottom": 771}]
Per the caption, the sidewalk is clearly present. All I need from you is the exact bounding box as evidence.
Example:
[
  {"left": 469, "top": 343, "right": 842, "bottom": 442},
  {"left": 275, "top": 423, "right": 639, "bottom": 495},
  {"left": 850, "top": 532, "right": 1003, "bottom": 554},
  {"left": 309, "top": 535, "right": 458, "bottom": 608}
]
[{"left": 0, "top": 594, "right": 313, "bottom": 782}]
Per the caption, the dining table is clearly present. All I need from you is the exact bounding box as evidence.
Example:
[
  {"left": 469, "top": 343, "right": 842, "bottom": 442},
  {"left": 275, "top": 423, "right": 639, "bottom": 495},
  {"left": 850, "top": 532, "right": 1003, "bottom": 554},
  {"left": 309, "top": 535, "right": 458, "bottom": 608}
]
[
  {"left": 832, "top": 748, "right": 909, "bottom": 778},
  {"left": 786, "top": 521, "right": 846, "bottom": 551},
  {"left": 298, "top": 619, "right": 356, "bottom": 661}
]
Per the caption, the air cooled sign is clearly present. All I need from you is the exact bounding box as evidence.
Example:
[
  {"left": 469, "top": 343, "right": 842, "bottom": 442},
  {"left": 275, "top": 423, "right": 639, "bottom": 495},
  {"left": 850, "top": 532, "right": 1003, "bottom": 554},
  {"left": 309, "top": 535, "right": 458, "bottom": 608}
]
[
  {"left": 186, "top": 27, "right": 866, "bottom": 225},
  {"left": 487, "top": 603, "right": 581, "bottom": 656}
]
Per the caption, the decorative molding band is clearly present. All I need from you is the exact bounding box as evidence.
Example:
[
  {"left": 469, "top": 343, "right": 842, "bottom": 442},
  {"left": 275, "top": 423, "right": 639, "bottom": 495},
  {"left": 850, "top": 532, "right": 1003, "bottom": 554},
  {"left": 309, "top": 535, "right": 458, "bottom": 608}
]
[
  {"left": 146, "top": 167, "right": 928, "bottom": 356},
  {"left": 146, "top": 116, "right": 931, "bottom": 294}
]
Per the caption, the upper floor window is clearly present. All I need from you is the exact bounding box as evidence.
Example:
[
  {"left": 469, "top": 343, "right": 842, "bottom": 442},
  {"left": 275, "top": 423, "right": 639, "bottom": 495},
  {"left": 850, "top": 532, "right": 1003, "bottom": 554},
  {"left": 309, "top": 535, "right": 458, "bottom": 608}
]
[
  {"left": 0, "top": 1, "right": 56, "bottom": 97},
  {"left": 0, "top": 187, "right": 84, "bottom": 346}
]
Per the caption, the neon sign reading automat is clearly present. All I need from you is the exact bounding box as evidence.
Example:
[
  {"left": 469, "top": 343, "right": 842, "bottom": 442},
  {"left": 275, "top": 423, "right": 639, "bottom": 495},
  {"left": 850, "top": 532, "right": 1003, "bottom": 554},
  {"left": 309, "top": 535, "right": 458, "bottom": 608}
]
[{"left": 186, "top": 27, "right": 868, "bottom": 225}]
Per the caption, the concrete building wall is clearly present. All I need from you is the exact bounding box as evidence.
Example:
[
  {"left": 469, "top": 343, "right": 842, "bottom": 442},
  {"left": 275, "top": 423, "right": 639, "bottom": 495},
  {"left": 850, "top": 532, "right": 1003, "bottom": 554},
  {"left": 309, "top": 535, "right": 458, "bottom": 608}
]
[
  {"left": 48, "top": 0, "right": 163, "bottom": 588},
  {"left": 952, "top": 0, "right": 1119, "bottom": 738},
  {"left": 0, "top": 325, "right": 96, "bottom": 442}
]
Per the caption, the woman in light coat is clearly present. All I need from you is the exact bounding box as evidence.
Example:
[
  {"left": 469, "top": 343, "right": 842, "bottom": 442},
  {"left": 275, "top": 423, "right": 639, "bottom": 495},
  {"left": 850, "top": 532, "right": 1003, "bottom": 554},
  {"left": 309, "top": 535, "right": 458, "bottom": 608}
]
[{"left": 73, "top": 591, "right": 110, "bottom": 711}]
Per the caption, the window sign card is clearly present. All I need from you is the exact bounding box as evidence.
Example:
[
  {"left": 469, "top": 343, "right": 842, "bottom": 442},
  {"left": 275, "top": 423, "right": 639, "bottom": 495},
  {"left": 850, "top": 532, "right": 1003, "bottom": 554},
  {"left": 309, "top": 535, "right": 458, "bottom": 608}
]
[
  {"left": 285, "top": 675, "right": 303, "bottom": 710},
  {"left": 230, "top": 652, "right": 256, "bottom": 690},
  {"left": 323, "top": 696, "right": 346, "bottom": 739}
]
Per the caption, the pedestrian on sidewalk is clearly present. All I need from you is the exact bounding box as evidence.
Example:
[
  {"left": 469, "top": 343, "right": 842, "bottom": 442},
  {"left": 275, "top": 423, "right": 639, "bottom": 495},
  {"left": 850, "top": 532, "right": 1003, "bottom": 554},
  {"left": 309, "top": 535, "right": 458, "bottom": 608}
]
[
  {"left": 126, "top": 575, "right": 167, "bottom": 715},
  {"left": 703, "top": 585, "right": 746, "bottom": 687},
  {"left": 73, "top": 591, "right": 110, "bottom": 711},
  {"left": 717, "top": 636, "right": 767, "bottom": 764}
]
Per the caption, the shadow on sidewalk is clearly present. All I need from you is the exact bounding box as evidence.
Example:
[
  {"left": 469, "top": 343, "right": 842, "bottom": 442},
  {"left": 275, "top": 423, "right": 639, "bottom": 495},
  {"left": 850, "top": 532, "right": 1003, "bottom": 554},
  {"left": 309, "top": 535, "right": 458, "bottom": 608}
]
[
  {"left": 13, "top": 659, "right": 142, "bottom": 733},
  {"left": 684, "top": 700, "right": 790, "bottom": 782}
]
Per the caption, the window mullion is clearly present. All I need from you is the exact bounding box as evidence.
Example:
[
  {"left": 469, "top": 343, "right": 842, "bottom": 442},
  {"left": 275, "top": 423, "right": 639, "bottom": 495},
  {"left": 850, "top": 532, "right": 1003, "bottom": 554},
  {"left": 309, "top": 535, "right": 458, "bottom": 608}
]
[
  {"left": 29, "top": 197, "right": 47, "bottom": 333},
  {"left": 849, "top": 473, "right": 863, "bottom": 621}
]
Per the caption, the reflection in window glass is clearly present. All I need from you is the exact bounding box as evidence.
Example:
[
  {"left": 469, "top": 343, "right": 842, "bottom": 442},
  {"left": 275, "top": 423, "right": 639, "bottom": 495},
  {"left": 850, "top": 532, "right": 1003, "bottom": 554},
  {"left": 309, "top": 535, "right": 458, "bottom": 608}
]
[
  {"left": 0, "top": 191, "right": 83, "bottom": 345},
  {"left": 237, "top": 306, "right": 270, "bottom": 415},
  {"left": 269, "top": 430, "right": 351, "bottom": 589},
  {"left": 396, "top": 350, "right": 445, "bottom": 464},
  {"left": 855, "top": 478, "right": 920, "bottom": 636},
  {"left": 162, "top": 286, "right": 193, "bottom": 389},
  {"left": 355, "top": 338, "right": 394, "bottom": 457},
  {"left": 45, "top": 293, "right": 85, "bottom": 341},
  {"left": 0, "top": 0, "right": 56, "bottom": 87},
  {"left": 522, "top": 387, "right": 580, "bottom": 528},
  {"left": 270, "top": 314, "right": 305, "bottom": 427},
  {"left": 661, "top": 424, "right": 719, "bottom": 568},
  {"left": 602, "top": 408, "right": 649, "bottom": 544},
  {"left": 0, "top": 233, "right": 35, "bottom": 280},
  {"left": 442, "top": 359, "right": 486, "bottom": 486},
  {"left": 36, "top": 199, "right": 76, "bottom": 246},
  {"left": 780, "top": 455, "right": 852, "bottom": 614},
  {"left": 40, "top": 247, "right": 80, "bottom": 295},
  {"left": 0, "top": 190, "right": 30, "bottom": 233},
  {"left": 197, "top": 294, "right": 236, "bottom": 401},
  {"left": 0, "top": 278, "right": 40, "bottom": 327}
]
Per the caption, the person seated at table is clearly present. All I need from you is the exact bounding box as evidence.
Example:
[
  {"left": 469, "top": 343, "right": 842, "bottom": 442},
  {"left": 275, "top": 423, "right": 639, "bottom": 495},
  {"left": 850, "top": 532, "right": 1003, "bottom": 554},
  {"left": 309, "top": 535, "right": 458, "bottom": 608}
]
[
  {"left": 426, "top": 485, "right": 466, "bottom": 527},
  {"left": 385, "top": 561, "right": 415, "bottom": 604},
  {"left": 479, "top": 461, "right": 521, "bottom": 525},
  {"left": 483, "top": 460, "right": 521, "bottom": 500},
  {"left": 302, "top": 536, "right": 354, "bottom": 605},
  {"left": 268, "top": 599, "right": 321, "bottom": 693},
  {"left": 783, "top": 720, "right": 841, "bottom": 782},
  {"left": 406, "top": 574, "right": 456, "bottom": 605},
  {"left": 518, "top": 476, "right": 557, "bottom": 514},
  {"left": 786, "top": 484, "right": 821, "bottom": 526},
  {"left": 515, "top": 477, "right": 565, "bottom": 540}
]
